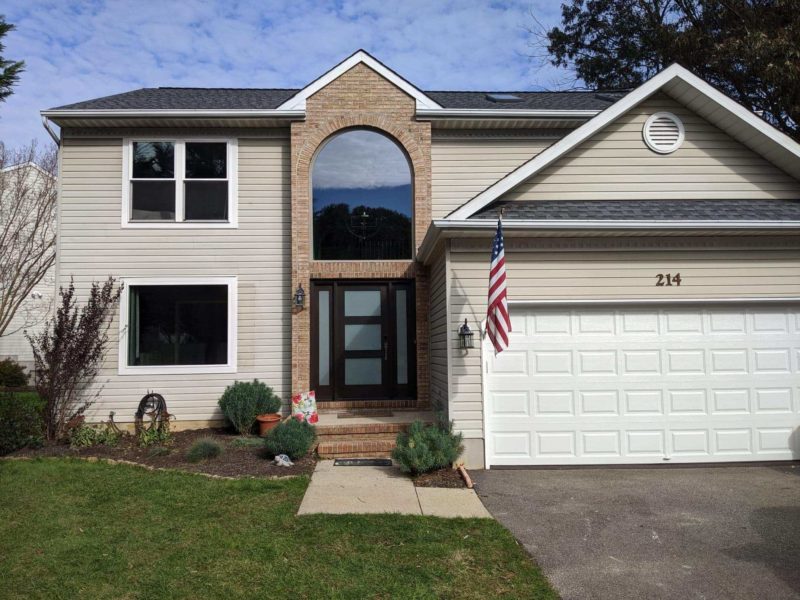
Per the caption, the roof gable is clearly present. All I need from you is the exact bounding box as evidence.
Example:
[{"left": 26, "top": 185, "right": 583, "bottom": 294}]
[
  {"left": 447, "top": 64, "right": 800, "bottom": 220},
  {"left": 276, "top": 50, "right": 441, "bottom": 111}
]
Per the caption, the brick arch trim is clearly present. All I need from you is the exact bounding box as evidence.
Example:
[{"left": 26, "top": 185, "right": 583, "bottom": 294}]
[{"left": 294, "top": 115, "right": 425, "bottom": 182}]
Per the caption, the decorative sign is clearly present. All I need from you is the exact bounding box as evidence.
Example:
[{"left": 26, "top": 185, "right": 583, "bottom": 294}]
[{"left": 655, "top": 273, "right": 682, "bottom": 287}]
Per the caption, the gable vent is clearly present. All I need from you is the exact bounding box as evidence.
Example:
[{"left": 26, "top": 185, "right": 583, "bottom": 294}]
[{"left": 643, "top": 112, "right": 685, "bottom": 154}]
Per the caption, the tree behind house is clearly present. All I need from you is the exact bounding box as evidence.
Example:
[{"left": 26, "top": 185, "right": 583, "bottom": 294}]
[
  {"left": 0, "top": 143, "right": 57, "bottom": 340},
  {"left": 536, "top": 0, "right": 800, "bottom": 141},
  {"left": 27, "top": 278, "right": 122, "bottom": 441}
]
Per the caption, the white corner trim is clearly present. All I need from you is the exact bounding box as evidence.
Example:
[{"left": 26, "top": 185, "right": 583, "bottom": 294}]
[
  {"left": 117, "top": 276, "right": 238, "bottom": 376},
  {"left": 277, "top": 50, "right": 442, "bottom": 111},
  {"left": 121, "top": 137, "right": 238, "bottom": 229},
  {"left": 447, "top": 64, "right": 800, "bottom": 221}
]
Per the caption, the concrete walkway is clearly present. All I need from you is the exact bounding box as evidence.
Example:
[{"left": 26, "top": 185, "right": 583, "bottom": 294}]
[{"left": 297, "top": 460, "right": 491, "bottom": 518}]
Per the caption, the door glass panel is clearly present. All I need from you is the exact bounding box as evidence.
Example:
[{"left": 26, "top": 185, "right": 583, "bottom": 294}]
[
  {"left": 344, "top": 290, "right": 381, "bottom": 317},
  {"left": 345, "top": 323, "right": 381, "bottom": 351},
  {"left": 318, "top": 290, "right": 330, "bottom": 386},
  {"left": 396, "top": 290, "right": 408, "bottom": 385},
  {"left": 345, "top": 358, "right": 382, "bottom": 385}
]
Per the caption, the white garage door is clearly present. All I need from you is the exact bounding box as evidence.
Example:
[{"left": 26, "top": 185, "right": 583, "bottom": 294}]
[{"left": 485, "top": 304, "right": 800, "bottom": 466}]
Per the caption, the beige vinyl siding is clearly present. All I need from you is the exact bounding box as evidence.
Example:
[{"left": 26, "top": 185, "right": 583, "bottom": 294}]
[
  {"left": 504, "top": 93, "right": 800, "bottom": 201},
  {"left": 431, "top": 133, "right": 554, "bottom": 219},
  {"left": 447, "top": 236, "right": 800, "bottom": 439},
  {"left": 428, "top": 246, "right": 449, "bottom": 415},
  {"left": 58, "top": 133, "right": 291, "bottom": 423}
]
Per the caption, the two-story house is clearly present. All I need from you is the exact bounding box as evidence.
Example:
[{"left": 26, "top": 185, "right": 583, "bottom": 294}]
[{"left": 42, "top": 51, "right": 800, "bottom": 468}]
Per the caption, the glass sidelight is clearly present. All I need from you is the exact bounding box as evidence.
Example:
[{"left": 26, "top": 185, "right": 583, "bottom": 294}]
[{"left": 311, "top": 281, "right": 415, "bottom": 401}]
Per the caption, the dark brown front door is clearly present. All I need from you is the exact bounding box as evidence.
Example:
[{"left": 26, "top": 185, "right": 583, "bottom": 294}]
[{"left": 311, "top": 280, "right": 415, "bottom": 401}]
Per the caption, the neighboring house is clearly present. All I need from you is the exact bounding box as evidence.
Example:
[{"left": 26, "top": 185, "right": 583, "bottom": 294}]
[
  {"left": 41, "top": 50, "right": 800, "bottom": 468},
  {"left": 0, "top": 162, "right": 56, "bottom": 375}
]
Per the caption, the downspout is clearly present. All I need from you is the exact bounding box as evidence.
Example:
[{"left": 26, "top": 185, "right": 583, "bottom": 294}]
[{"left": 41, "top": 115, "right": 60, "bottom": 146}]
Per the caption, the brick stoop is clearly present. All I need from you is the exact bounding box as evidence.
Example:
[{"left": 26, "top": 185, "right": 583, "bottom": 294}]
[{"left": 314, "top": 411, "right": 434, "bottom": 459}]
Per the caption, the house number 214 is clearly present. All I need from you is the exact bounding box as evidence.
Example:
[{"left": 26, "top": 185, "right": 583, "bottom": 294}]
[{"left": 655, "top": 273, "right": 682, "bottom": 286}]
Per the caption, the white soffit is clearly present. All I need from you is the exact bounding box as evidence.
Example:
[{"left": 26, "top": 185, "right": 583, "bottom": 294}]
[
  {"left": 447, "top": 64, "right": 800, "bottom": 221},
  {"left": 277, "top": 49, "right": 442, "bottom": 111}
]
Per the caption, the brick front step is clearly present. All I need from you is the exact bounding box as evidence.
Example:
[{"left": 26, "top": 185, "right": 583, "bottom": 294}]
[
  {"left": 316, "top": 422, "right": 409, "bottom": 437},
  {"left": 317, "top": 439, "right": 397, "bottom": 459}
]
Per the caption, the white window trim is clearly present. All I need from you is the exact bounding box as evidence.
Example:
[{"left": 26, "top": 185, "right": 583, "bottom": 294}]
[
  {"left": 118, "top": 276, "right": 238, "bottom": 375},
  {"left": 121, "top": 137, "right": 238, "bottom": 229}
]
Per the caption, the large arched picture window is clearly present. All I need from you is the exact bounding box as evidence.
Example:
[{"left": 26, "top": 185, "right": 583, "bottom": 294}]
[{"left": 312, "top": 129, "right": 412, "bottom": 260}]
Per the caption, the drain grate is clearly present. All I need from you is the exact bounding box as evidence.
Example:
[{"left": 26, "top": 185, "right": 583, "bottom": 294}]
[{"left": 334, "top": 458, "right": 393, "bottom": 467}]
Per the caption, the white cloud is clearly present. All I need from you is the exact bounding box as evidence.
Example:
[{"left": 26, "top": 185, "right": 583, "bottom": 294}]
[
  {"left": 313, "top": 130, "right": 410, "bottom": 189},
  {"left": 0, "top": 0, "right": 573, "bottom": 149}
]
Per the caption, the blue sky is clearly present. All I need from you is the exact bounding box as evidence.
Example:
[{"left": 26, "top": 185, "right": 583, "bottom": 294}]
[{"left": 0, "top": 1, "right": 572, "bottom": 149}]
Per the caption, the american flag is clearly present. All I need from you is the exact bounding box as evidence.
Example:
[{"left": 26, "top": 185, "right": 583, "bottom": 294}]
[{"left": 487, "top": 217, "right": 511, "bottom": 353}]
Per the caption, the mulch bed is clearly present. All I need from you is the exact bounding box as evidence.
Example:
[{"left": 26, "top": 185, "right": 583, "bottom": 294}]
[
  {"left": 413, "top": 468, "right": 467, "bottom": 488},
  {"left": 9, "top": 428, "right": 316, "bottom": 479}
]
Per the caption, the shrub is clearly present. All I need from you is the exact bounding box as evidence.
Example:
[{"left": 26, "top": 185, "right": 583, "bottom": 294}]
[
  {"left": 0, "top": 392, "right": 44, "bottom": 455},
  {"left": 138, "top": 421, "right": 172, "bottom": 447},
  {"left": 392, "top": 420, "right": 464, "bottom": 475},
  {"left": 263, "top": 419, "right": 316, "bottom": 460},
  {"left": 68, "top": 423, "right": 121, "bottom": 448},
  {"left": 28, "top": 277, "right": 122, "bottom": 441},
  {"left": 187, "top": 438, "right": 224, "bottom": 463},
  {"left": 0, "top": 358, "right": 28, "bottom": 388},
  {"left": 218, "top": 379, "right": 281, "bottom": 435}
]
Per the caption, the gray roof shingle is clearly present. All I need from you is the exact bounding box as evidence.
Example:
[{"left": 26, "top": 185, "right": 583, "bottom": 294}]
[
  {"left": 52, "top": 88, "right": 300, "bottom": 110},
  {"left": 470, "top": 199, "right": 800, "bottom": 221},
  {"left": 50, "top": 88, "right": 623, "bottom": 112}
]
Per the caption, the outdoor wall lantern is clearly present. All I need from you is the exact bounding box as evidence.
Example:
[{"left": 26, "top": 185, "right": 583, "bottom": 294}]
[
  {"left": 293, "top": 284, "right": 306, "bottom": 309},
  {"left": 458, "top": 319, "right": 474, "bottom": 349}
]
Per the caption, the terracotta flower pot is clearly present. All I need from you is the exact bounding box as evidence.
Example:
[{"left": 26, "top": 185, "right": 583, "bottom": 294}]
[{"left": 256, "top": 413, "right": 281, "bottom": 436}]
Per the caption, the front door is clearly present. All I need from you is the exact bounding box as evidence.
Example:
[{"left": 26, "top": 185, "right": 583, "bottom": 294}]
[{"left": 311, "top": 280, "right": 415, "bottom": 401}]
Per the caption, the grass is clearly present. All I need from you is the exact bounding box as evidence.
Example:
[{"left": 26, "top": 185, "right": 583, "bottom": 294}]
[{"left": 0, "top": 459, "right": 557, "bottom": 600}]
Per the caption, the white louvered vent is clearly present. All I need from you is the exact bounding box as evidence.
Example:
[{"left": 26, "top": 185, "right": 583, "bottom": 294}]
[{"left": 643, "top": 112, "right": 685, "bottom": 154}]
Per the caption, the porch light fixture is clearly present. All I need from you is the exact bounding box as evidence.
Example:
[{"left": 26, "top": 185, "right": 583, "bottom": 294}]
[
  {"left": 293, "top": 284, "right": 306, "bottom": 309},
  {"left": 458, "top": 319, "right": 474, "bottom": 349}
]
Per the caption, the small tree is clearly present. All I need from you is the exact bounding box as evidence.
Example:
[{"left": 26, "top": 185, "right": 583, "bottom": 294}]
[
  {"left": 27, "top": 277, "right": 122, "bottom": 441},
  {"left": 0, "top": 15, "right": 24, "bottom": 102},
  {"left": 0, "top": 143, "right": 58, "bottom": 339}
]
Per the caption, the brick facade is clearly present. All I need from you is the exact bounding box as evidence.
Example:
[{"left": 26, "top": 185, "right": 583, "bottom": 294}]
[{"left": 290, "top": 63, "right": 432, "bottom": 406}]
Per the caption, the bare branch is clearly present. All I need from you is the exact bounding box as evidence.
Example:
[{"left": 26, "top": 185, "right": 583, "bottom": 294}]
[{"left": 0, "top": 140, "right": 57, "bottom": 340}]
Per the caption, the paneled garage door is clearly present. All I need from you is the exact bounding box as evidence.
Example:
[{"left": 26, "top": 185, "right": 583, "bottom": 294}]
[{"left": 485, "top": 304, "right": 800, "bottom": 466}]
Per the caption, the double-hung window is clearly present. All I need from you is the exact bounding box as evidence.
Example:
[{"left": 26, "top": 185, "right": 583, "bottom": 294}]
[{"left": 125, "top": 138, "right": 237, "bottom": 227}]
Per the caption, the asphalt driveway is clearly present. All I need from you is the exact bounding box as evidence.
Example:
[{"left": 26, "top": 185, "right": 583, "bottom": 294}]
[{"left": 473, "top": 465, "right": 800, "bottom": 600}]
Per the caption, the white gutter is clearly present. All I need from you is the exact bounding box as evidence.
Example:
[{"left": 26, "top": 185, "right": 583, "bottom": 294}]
[
  {"left": 40, "top": 108, "right": 305, "bottom": 119},
  {"left": 417, "top": 218, "right": 800, "bottom": 263},
  {"left": 416, "top": 108, "right": 600, "bottom": 119},
  {"left": 433, "top": 218, "right": 800, "bottom": 230},
  {"left": 41, "top": 115, "right": 60, "bottom": 145}
]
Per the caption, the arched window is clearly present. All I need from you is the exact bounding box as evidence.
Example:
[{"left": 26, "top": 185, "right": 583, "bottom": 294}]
[{"left": 312, "top": 129, "right": 412, "bottom": 260}]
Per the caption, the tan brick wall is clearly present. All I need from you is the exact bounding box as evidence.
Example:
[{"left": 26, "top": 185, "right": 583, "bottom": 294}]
[{"left": 290, "top": 63, "right": 432, "bottom": 405}]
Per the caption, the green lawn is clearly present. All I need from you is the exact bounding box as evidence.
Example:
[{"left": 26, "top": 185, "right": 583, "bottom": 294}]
[{"left": 0, "top": 459, "right": 556, "bottom": 600}]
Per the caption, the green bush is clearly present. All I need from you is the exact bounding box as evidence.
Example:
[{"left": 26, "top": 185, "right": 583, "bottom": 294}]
[
  {"left": 263, "top": 419, "right": 316, "bottom": 460},
  {"left": 0, "top": 392, "right": 43, "bottom": 455},
  {"left": 138, "top": 422, "right": 172, "bottom": 447},
  {"left": 229, "top": 436, "right": 264, "bottom": 449},
  {"left": 68, "top": 423, "right": 121, "bottom": 448},
  {"left": 187, "top": 438, "right": 224, "bottom": 463},
  {"left": 218, "top": 379, "right": 281, "bottom": 435},
  {"left": 392, "top": 420, "right": 464, "bottom": 475},
  {"left": 0, "top": 358, "right": 28, "bottom": 388}
]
